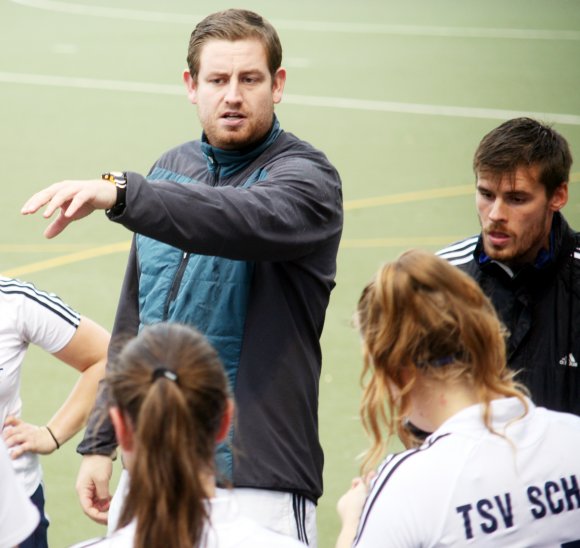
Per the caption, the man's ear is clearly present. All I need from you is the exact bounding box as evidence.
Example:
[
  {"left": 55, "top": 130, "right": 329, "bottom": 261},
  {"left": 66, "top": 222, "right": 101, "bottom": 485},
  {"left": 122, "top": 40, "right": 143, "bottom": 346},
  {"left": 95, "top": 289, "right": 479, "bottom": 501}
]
[
  {"left": 216, "top": 399, "right": 235, "bottom": 443},
  {"left": 110, "top": 406, "right": 134, "bottom": 452},
  {"left": 183, "top": 69, "right": 198, "bottom": 105},
  {"left": 549, "top": 182, "right": 569, "bottom": 212},
  {"left": 272, "top": 67, "right": 286, "bottom": 105}
]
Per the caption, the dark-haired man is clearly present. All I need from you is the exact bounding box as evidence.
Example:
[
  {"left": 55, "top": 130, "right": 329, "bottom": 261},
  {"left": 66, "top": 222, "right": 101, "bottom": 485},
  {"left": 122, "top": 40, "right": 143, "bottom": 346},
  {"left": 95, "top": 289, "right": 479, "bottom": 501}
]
[
  {"left": 22, "top": 9, "right": 343, "bottom": 545},
  {"left": 438, "top": 117, "right": 579, "bottom": 415}
]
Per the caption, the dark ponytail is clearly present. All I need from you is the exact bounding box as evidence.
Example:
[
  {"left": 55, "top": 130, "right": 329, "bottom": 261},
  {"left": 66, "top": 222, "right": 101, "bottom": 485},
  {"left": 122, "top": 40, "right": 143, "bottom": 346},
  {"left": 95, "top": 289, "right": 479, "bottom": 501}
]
[{"left": 107, "top": 323, "right": 229, "bottom": 548}]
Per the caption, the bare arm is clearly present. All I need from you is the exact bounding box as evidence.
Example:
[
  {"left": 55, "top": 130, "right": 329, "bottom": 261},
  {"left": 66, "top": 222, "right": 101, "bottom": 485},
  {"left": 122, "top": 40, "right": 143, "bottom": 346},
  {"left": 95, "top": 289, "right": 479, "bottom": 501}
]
[{"left": 3, "top": 316, "right": 110, "bottom": 457}]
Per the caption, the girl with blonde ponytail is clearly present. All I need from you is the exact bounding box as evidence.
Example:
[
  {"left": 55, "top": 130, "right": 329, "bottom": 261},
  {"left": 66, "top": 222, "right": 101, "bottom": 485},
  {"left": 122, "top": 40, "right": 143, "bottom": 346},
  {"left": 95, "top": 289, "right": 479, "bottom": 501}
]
[
  {"left": 74, "top": 323, "right": 302, "bottom": 548},
  {"left": 336, "top": 250, "right": 580, "bottom": 547}
]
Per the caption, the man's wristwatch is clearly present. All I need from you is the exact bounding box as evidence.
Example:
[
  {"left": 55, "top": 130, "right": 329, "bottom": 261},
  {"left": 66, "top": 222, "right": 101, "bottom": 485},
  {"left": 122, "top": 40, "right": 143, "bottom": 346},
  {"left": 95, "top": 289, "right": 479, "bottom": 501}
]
[{"left": 102, "top": 171, "right": 127, "bottom": 211}]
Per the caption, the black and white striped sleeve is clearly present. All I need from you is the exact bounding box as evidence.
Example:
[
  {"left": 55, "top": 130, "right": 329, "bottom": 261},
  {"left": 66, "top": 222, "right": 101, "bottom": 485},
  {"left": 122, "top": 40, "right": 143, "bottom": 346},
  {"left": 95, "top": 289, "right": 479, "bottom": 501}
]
[{"left": 1, "top": 277, "right": 80, "bottom": 354}]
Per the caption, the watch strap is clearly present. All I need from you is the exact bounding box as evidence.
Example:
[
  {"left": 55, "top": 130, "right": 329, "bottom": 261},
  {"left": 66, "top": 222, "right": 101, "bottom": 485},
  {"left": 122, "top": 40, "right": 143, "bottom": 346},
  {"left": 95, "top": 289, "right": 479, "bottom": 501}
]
[{"left": 102, "top": 171, "right": 127, "bottom": 210}]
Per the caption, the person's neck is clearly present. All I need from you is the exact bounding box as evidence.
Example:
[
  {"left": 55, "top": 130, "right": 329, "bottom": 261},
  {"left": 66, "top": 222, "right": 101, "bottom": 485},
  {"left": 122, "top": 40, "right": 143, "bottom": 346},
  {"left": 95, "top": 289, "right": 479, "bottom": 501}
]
[
  {"left": 504, "top": 239, "right": 548, "bottom": 271},
  {"left": 201, "top": 470, "right": 217, "bottom": 499},
  {"left": 409, "top": 376, "right": 482, "bottom": 432}
]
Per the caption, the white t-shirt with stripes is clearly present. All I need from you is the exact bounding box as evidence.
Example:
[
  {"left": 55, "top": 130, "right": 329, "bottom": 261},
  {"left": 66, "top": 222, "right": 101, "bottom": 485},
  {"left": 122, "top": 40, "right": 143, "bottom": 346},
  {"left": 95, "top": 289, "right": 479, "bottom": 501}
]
[
  {"left": 354, "top": 397, "right": 580, "bottom": 547},
  {"left": 0, "top": 277, "right": 80, "bottom": 495}
]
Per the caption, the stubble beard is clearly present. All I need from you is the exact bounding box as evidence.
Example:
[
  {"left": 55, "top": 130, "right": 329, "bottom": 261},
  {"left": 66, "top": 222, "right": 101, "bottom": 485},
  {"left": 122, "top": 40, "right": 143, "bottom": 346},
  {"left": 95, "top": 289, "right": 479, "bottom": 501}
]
[
  {"left": 482, "top": 211, "right": 552, "bottom": 266},
  {"left": 202, "top": 109, "right": 274, "bottom": 151}
]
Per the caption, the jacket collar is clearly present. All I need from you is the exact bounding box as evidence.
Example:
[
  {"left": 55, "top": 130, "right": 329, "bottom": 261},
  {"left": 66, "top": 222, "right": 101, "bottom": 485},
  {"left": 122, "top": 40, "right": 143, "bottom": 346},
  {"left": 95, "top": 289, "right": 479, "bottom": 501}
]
[{"left": 200, "top": 116, "right": 282, "bottom": 178}]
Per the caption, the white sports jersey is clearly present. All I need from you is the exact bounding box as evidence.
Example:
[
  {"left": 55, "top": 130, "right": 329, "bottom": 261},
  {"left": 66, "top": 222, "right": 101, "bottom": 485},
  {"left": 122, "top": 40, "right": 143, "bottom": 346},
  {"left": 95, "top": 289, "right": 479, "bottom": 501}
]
[
  {"left": 71, "top": 490, "right": 304, "bottom": 547},
  {"left": 0, "top": 277, "right": 80, "bottom": 495},
  {"left": 355, "top": 398, "right": 580, "bottom": 547},
  {"left": 0, "top": 438, "right": 39, "bottom": 547}
]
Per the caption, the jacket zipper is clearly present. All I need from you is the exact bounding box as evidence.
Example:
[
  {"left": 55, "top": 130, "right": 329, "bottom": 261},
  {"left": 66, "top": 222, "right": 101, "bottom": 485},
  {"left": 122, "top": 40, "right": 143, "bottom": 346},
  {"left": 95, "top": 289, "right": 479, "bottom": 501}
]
[
  {"left": 162, "top": 152, "right": 218, "bottom": 319},
  {"left": 207, "top": 151, "right": 221, "bottom": 186},
  {"left": 163, "top": 251, "right": 190, "bottom": 320}
]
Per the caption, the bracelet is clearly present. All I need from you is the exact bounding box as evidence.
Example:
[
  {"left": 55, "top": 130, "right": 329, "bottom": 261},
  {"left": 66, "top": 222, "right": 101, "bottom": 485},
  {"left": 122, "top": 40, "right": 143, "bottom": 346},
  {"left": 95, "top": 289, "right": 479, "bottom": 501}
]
[{"left": 45, "top": 425, "right": 60, "bottom": 450}]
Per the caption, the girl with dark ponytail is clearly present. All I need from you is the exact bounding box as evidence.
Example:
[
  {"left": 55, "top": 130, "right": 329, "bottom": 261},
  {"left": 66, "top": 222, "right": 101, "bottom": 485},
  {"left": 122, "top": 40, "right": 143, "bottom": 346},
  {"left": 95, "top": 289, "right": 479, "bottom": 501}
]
[{"left": 74, "top": 323, "right": 301, "bottom": 548}]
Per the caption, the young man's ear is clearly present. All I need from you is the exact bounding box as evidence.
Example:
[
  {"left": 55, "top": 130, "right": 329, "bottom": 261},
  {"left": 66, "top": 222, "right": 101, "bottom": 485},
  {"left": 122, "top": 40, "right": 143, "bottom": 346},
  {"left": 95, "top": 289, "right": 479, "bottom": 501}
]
[
  {"left": 549, "top": 182, "right": 569, "bottom": 212},
  {"left": 183, "top": 69, "right": 198, "bottom": 105},
  {"left": 216, "top": 399, "right": 235, "bottom": 443},
  {"left": 109, "top": 407, "right": 134, "bottom": 452}
]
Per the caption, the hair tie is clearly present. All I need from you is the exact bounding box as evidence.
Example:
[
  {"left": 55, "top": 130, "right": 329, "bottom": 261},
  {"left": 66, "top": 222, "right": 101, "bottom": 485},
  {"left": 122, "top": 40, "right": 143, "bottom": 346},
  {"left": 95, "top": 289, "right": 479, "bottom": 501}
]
[
  {"left": 416, "top": 353, "right": 464, "bottom": 368},
  {"left": 152, "top": 368, "right": 179, "bottom": 383}
]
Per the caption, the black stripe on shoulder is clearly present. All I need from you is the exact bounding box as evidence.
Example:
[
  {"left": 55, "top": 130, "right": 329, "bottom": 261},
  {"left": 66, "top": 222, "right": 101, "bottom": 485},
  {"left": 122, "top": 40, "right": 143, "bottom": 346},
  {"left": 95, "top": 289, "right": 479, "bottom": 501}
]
[
  {"left": 354, "top": 433, "right": 451, "bottom": 544},
  {"left": 0, "top": 278, "right": 80, "bottom": 327}
]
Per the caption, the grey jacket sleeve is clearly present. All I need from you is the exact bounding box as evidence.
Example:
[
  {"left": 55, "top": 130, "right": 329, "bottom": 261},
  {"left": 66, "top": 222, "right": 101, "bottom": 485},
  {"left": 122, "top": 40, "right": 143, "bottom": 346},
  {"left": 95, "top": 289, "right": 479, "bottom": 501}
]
[
  {"left": 107, "top": 158, "right": 343, "bottom": 262},
  {"left": 77, "top": 238, "right": 140, "bottom": 456}
]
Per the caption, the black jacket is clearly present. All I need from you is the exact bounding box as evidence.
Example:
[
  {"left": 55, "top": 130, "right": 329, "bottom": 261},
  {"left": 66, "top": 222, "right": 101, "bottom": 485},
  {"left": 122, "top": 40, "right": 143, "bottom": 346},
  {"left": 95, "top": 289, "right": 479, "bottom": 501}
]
[
  {"left": 437, "top": 213, "right": 580, "bottom": 415},
  {"left": 77, "top": 119, "right": 343, "bottom": 503}
]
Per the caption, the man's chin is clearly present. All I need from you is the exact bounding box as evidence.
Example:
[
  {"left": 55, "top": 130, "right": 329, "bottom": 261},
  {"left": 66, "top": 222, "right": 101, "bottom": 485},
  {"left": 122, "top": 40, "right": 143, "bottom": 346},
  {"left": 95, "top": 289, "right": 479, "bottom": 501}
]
[
  {"left": 483, "top": 243, "right": 515, "bottom": 264},
  {"left": 210, "top": 134, "right": 247, "bottom": 150}
]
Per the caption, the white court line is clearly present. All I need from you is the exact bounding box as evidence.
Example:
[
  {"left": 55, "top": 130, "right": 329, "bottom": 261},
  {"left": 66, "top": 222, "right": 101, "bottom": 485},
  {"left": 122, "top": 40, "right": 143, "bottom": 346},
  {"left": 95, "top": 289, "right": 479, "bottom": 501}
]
[
  {"left": 1, "top": 71, "right": 579, "bottom": 126},
  {"left": 9, "top": 0, "right": 580, "bottom": 40}
]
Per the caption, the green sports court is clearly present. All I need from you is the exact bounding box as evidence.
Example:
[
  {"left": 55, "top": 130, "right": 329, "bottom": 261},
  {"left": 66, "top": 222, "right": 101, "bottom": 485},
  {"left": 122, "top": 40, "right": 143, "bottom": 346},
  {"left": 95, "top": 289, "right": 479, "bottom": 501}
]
[{"left": 1, "top": 0, "right": 579, "bottom": 545}]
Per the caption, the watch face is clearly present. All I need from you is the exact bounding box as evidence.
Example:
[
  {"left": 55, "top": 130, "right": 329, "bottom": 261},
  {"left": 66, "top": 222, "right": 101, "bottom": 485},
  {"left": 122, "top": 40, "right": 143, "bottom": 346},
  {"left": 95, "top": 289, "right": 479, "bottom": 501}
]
[{"left": 102, "top": 172, "right": 127, "bottom": 188}]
